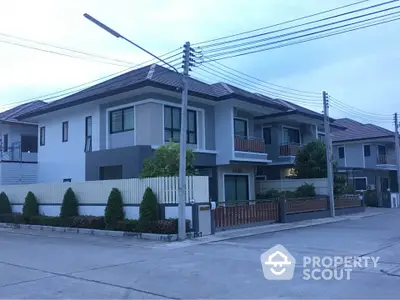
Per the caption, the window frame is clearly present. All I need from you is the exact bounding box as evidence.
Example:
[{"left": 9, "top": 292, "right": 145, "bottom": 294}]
[
  {"left": 109, "top": 106, "right": 135, "bottom": 134},
  {"left": 283, "top": 126, "right": 301, "bottom": 144},
  {"left": 3, "top": 134, "right": 8, "bottom": 152},
  {"left": 164, "top": 105, "right": 197, "bottom": 144},
  {"left": 85, "top": 116, "right": 92, "bottom": 152},
  {"left": 62, "top": 121, "right": 68, "bottom": 142},
  {"left": 262, "top": 127, "right": 272, "bottom": 145},
  {"left": 353, "top": 177, "right": 367, "bottom": 191},
  {"left": 338, "top": 146, "right": 345, "bottom": 159},
  {"left": 40, "top": 127, "right": 45, "bottom": 146},
  {"left": 363, "top": 144, "right": 371, "bottom": 157},
  {"left": 234, "top": 118, "right": 248, "bottom": 138},
  {"left": 21, "top": 135, "right": 38, "bottom": 153}
]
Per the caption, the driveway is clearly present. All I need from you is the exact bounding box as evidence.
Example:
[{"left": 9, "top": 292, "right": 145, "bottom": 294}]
[{"left": 1, "top": 210, "right": 400, "bottom": 299}]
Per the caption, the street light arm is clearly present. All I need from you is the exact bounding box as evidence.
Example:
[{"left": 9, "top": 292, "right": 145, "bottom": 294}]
[{"left": 83, "top": 13, "right": 179, "bottom": 73}]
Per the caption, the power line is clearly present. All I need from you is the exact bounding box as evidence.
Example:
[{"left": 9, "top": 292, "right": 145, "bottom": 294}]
[
  {"left": 0, "top": 39, "right": 132, "bottom": 68},
  {"left": 207, "top": 60, "right": 320, "bottom": 96},
  {"left": 329, "top": 96, "right": 393, "bottom": 118},
  {"left": 200, "top": 0, "right": 396, "bottom": 50},
  {"left": 0, "top": 32, "right": 137, "bottom": 66},
  {"left": 193, "top": 66, "right": 323, "bottom": 108},
  {"left": 199, "top": 11, "right": 400, "bottom": 62},
  {"left": 192, "top": 0, "right": 371, "bottom": 46},
  {"left": 203, "top": 6, "right": 400, "bottom": 60},
  {"left": 0, "top": 48, "right": 181, "bottom": 110},
  {"left": 198, "top": 63, "right": 320, "bottom": 102}
]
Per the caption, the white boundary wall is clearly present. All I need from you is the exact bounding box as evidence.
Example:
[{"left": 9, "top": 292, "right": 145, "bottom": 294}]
[
  {"left": 256, "top": 178, "right": 328, "bottom": 195},
  {"left": 1, "top": 176, "right": 209, "bottom": 205}
]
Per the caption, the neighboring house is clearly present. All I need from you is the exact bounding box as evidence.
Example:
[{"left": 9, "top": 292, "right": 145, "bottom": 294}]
[
  {"left": 16, "top": 64, "right": 340, "bottom": 202},
  {"left": 0, "top": 100, "right": 46, "bottom": 185},
  {"left": 332, "top": 118, "right": 398, "bottom": 204}
]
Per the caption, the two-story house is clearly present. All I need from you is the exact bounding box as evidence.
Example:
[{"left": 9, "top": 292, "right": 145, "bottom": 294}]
[
  {"left": 16, "top": 64, "right": 339, "bottom": 202},
  {"left": 332, "top": 118, "right": 398, "bottom": 205},
  {"left": 0, "top": 100, "right": 46, "bottom": 185}
]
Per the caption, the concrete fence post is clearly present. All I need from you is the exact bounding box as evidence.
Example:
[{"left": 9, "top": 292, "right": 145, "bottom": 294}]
[{"left": 278, "top": 198, "right": 287, "bottom": 223}]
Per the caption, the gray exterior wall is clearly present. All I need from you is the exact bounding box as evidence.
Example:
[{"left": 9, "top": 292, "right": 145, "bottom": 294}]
[
  {"left": 98, "top": 93, "right": 215, "bottom": 151},
  {"left": 345, "top": 144, "right": 364, "bottom": 168},
  {"left": 333, "top": 145, "right": 346, "bottom": 167},
  {"left": 85, "top": 145, "right": 216, "bottom": 180},
  {"left": 364, "top": 144, "right": 377, "bottom": 168}
]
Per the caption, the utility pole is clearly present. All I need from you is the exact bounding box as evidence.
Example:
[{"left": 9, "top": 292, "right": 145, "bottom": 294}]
[
  {"left": 178, "top": 42, "right": 191, "bottom": 240},
  {"left": 323, "top": 91, "right": 335, "bottom": 217},
  {"left": 394, "top": 113, "right": 400, "bottom": 206}
]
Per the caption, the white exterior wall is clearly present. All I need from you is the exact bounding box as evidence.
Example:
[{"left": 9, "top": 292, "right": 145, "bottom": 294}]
[
  {"left": 0, "top": 162, "right": 37, "bottom": 185},
  {"left": 36, "top": 104, "right": 99, "bottom": 183}
]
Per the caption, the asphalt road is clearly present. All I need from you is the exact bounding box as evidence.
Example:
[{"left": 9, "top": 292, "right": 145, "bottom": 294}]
[{"left": 1, "top": 210, "right": 400, "bottom": 299}]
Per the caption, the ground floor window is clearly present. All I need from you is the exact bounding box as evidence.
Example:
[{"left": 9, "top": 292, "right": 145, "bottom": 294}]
[
  {"left": 224, "top": 175, "right": 249, "bottom": 203},
  {"left": 354, "top": 177, "right": 367, "bottom": 191},
  {"left": 100, "top": 165, "right": 122, "bottom": 180}
]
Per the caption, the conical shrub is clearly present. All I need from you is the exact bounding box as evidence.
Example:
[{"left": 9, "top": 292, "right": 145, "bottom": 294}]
[
  {"left": 139, "top": 187, "right": 159, "bottom": 223},
  {"left": 104, "top": 188, "right": 125, "bottom": 229},
  {"left": 0, "top": 192, "right": 12, "bottom": 214},
  {"left": 60, "top": 187, "right": 79, "bottom": 218},
  {"left": 23, "top": 191, "right": 39, "bottom": 222}
]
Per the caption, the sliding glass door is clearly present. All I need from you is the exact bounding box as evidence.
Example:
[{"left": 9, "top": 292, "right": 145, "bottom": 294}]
[{"left": 224, "top": 175, "right": 249, "bottom": 203}]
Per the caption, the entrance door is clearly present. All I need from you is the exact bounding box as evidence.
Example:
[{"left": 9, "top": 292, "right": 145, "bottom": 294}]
[
  {"left": 378, "top": 145, "right": 387, "bottom": 163},
  {"left": 224, "top": 175, "right": 249, "bottom": 203}
]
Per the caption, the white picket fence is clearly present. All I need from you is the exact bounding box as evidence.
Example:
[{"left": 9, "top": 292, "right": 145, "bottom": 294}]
[
  {"left": 1, "top": 176, "right": 209, "bottom": 205},
  {"left": 256, "top": 178, "right": 329, "bottom": 195}
]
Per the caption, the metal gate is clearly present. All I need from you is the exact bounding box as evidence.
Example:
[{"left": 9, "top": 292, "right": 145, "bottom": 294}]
[{"left": 213, "top": 200, "right": 279, "bottom": 231}]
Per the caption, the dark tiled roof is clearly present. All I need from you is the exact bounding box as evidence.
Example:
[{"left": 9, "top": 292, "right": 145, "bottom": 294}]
[
  {"left": 16, "top": 64, "right": 330, "bottom": 121},
  {"left": 0, "top": 100, "right": 47, "bottom": 121},
  {"left": 332, "top": 118, "right": 393, "bottom": 142}
]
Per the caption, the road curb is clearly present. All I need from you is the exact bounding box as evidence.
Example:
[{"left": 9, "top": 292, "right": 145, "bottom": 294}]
[{"left": 0, "top": 222, "right": 182, "bottom": 242}]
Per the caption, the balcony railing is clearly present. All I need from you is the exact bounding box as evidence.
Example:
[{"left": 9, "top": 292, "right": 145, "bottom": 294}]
[
  {"left": 377, "top": 154, "right": 397, "bottom": 165},
  {"left": 279, "top": 142, "right": 302, "bottom": 157},
  {"left": 234, "top": 135, "right": 265, "bottom": 153}
]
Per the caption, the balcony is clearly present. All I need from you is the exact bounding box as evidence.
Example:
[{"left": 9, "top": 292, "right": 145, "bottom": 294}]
[
  {"left": 377, "top": 154, "right": 397, "bottom": 165},
  {"left": 234, "top": 135, "right": 265, "bottom": 153},
  {"left": 279, "top": 142, "right": 302, "bottom": 157}
]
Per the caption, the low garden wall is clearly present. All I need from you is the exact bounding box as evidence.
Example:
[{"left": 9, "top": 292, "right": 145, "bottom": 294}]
[{"left": 0, "top": 176, "right": 211, "bottom": 237}]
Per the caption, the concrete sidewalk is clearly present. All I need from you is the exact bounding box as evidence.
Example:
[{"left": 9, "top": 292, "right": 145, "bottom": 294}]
[{"left": 170, "top": 207, "right": 394, "bottom": 248}]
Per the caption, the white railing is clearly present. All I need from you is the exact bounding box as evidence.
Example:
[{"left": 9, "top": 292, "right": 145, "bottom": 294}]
[{"left": 1, "top": 176, "right": 209, "bottom": 205}]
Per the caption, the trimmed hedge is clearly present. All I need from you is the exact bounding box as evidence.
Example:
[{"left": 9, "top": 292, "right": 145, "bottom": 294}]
[
  {"left": 105, "top": 188, "right": 125, "bottom": 229},
  {"left": 0, "top": 213, "right": 190, "bottom": 234},
  {"left": 139, "top": 187, "right": 159, "bottom": 223},
  {"left": 60, "top": 188, "right": 79, "bottom": 218},
  {"left": 23, "top": 191, "right": 39, "bottom": 222},
  {"left": 0, "top": 192, "right": 11, "bottom": 214}
]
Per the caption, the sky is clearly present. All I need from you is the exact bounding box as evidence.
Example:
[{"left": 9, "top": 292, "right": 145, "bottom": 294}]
[{"left": 0, "top": 0, "right": 398, "bottom": 129}]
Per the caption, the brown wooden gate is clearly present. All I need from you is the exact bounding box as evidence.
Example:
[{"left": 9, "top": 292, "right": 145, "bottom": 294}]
[{"left": 213, "top": 200, "right": 279, "bottom": 230}]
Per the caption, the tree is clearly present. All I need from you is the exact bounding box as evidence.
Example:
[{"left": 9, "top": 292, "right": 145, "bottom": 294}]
[
  {"left": 139, "top": 187, "right": 159, "bottom": 223},
  {"left": 140, "top": 142, "right": 197, "bottom": 178},
  {"left": 23, "top": 191, "right": 39, "bottom": 221},
  {"left": 104, "top": 188, "right": 125, "bottom": 228},
  {"left": 294, "top": 140, "right": 327, "bottom": 178},
  {"left": 0, "top": 192, "right": 12, "bottom": 214},
  {"left": 60, "top": 188, "right": 79, "bottom": 218}
]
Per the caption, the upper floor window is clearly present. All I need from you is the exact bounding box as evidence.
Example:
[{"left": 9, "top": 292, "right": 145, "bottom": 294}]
[
  {"left": 85, "top": 116, "right": 92, "bottom": 152},
  {"left": 338, "top": 146, "right": 345, "bottom": 159},
  {"left": 318, "top": 133, "right": 325, "bottom": 141},
  {"left": 3, "top": 134, "right": 8, "bottom": 152},
  {"left": 283, "top": 127, "right": 300, "bottom": 144},
  {"left": 62, "top": 121, "right": 68, "bottom": 142},
  {"left": 263, "top": 127, "right": 271, "bottom": 144},
  {"left": 21, "top": 135, "right": 38, "bottom": 153},
  {"left": 40, "top": 127, "right": 45, "bottom": 146},
  {"left": 364, "top": 145, "right": 371, "bottom": 157},
  {"left": 234, "top": 118, "right": 247, "bottom": 137},
  {"left": 110, "top": 107, "right": 134, "bottom": 134},
  {"left": 164, "top": 106, "right": 197, "bottom": 144}
]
